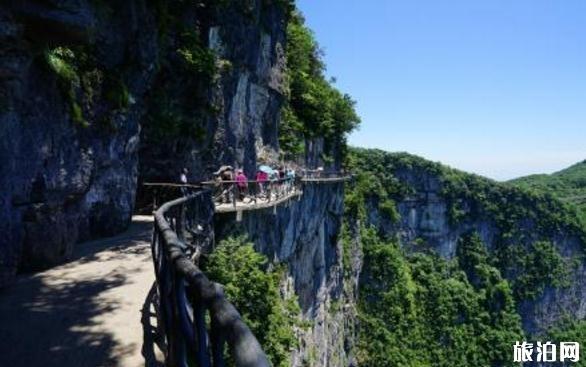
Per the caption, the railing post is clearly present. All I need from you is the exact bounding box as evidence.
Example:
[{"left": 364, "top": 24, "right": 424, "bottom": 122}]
[
  {"left": 168, "top": 270, "right": 188, "bottom": 367},
  {"left": 232, "top": 183, "right": 237, "bottom": 208},
  {"left": 192, "top": 297, "right": 211, "bottom": 367},
  {"left": 211, "top": 316, "right": 226, "bottom": 367}
]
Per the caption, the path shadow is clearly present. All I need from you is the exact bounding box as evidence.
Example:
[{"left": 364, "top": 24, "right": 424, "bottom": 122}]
[
  {"left": 0, "top": 216, "right": 155, "bottom": 367},
  {"left": 0, "top": 271, "right": 129, "bottom": 366}
]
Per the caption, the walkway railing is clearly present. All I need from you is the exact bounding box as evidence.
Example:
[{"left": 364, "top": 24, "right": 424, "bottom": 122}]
[
  {"left": 201, "top": 177, "right": 302, "bottom": 213},
  {"left": 152, "top": 189, "right": 270, "bottom": 367},
  {"left": 145, "top": 171, "right": 350, "bottom": 366}
]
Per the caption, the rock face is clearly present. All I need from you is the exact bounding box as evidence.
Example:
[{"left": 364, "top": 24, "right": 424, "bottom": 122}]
[
  {"left": 214, "top": 182, "right": 353, "bottom": 366},
  {"left": 138, "top": 1, "right": 288, "bottom": 183},
  {"left": 0, "top": 0, "right": 159, "bottom": 285},
  {"left": 0, "top": 0, "right": 291, "bottom": 287},
  {"left": 364, "top": 164, "right": 586, "bottom": 335},
  {"left": 0, "top": 1, "right": 348, "bottom": 364}
]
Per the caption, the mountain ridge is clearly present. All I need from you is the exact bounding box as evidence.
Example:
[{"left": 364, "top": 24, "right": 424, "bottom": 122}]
[{"left": 509, "top": 159, "right": 586, "bottom": 224}]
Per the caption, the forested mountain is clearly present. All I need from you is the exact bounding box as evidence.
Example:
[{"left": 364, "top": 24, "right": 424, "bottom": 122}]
[
  {"left": 343, "top": 148, "right": 586, "bottom": 366},
  {"left": 509, "top": 160, "right": 586, "bottom": 225}
]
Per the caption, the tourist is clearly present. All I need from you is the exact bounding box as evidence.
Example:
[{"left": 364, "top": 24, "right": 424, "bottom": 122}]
[
  {"left": 269, "top": 166, "right": 279, "bottom": 199},
  {"left": 236, "top": 169, "right": 248, "bottom": 201},
  {"left": 213, "top": 165, "right": 234, "bottom": 203},
  {"left": 179, "top": 167, "right": 188, "bottom": 196},
  {"left": 256, "top": 168, "right": 269, "bottom": 197},
  {"left": 286, "top": 166, "right": 295, "bottom": 193}
]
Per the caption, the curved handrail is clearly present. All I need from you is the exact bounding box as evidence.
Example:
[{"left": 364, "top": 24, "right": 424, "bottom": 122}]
[
  {"left": 152, "top": 191, "right": 270, "bottom": 367},
  {"left": 147, "top": 171, "right": 349, "bottom": 366}
]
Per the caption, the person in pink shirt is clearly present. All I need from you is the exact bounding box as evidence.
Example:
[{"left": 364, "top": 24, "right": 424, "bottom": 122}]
[
  {"left": 236, "top": 169, "right": 248, "bottom": 201},
  {"left": 255, "top": 170, "right": 268, "bottom": 196}
]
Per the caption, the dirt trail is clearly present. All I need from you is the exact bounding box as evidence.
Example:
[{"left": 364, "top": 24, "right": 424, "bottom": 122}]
[{"left": 0, "top": 216, "right": 164, "bottom": 367}]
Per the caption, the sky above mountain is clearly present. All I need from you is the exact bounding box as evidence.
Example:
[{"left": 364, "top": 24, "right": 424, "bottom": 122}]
[{"left": 297, "top": 0, "right": 586, "bottom": 180}]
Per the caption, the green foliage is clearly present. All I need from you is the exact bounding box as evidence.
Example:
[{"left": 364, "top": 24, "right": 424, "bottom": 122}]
[
  {"left": 145, "top": 6, "right": 217, "bottom": 141},
  {"left": 546, "top": 319, "right": 586, "bottom": 366},
  {"left": 45, "top": 47, "right": 78, "bottom": 82},
  {"left": 280, "top": 12, "right": 360, "bottom": 161},
  {"left": 202, "top": 236, "right": 299, "bottom": 367},
  {"left": 45, "top": 45, "right": 133, "bottom": 128},
  {"left": 70, "top": 101, "right": 88, "bottom": 128},
  {"left": 343, "top": 148, "right": 586, "bottom": 365},
  {"left": 347, "top": 148, "right": 586, "bottom": 243},
  {"left": 509, "top": 160, "right": 586, "bottom": 227},
  {"left": 379, "top": 199, "right": 400, "bottom": 223},
  {"left": 45, "top": 47, "right": 88, "bottom": 127},
  {"left": 176, "top": 27, "right": 217, "bottom": 80},
  {"left": 356, "top": 227, "right": 523, "bottom": 367},
  {"left": 500, "top": 240, "right": 570, "bottom": 300}
]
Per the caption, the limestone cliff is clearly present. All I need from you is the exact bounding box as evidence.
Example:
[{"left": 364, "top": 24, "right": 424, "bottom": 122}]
[
  {"left": 349, "top": 148, "right": 586, "bottom": 337},
  {"left": 0, "top": 0, "right": 291, "bottom": 286},
  {"left": 214, "top": 182, "right": 353, "bottom": 366},
  {"left": 0, "top": 0, "right": 159, "bottom": 285}
]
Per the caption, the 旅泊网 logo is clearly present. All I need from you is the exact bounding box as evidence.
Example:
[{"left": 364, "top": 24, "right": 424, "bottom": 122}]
[{"left": 514, "top": 341, "right": 580, "bottom": 363}]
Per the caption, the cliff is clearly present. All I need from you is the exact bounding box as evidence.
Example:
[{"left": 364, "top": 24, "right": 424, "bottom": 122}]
[
  {"left": 214, "top": 182, "right": 353, "bottom": 366},
  {"left": 347, "top": 148, "right": 586, "bottom": 339},
  {"left": 0, "top": 0, "right": 290, "bottom": 286},
  {"left": 0, "top": 1, "right": 353, "bottom": 364},
  {"left": 0, "top": 0, "right": 160, "bottom": 285}
]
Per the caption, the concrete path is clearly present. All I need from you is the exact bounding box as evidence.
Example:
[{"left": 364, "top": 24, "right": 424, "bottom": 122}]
[{"left": 0, "top": 216, "right": 164, "bottom": 367}]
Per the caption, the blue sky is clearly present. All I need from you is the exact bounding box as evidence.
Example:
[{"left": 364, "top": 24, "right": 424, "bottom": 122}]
[{"left": 297, "top": 0, "right": 586, "bottom": 180}]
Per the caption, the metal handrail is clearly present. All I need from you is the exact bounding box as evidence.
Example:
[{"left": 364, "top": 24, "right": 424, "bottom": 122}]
[{"left": 152, "top": 190, "right": 270, "bottom": 367}]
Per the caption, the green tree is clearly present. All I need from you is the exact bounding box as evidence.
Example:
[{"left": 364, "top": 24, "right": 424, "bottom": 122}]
[{"left": 202, "top": 236, "right": 299, "bottom": 367}]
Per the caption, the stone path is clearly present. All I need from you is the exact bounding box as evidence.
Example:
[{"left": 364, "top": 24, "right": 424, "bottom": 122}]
[{"left": 0, "top": 216, "right": 164, "bottom": 367}]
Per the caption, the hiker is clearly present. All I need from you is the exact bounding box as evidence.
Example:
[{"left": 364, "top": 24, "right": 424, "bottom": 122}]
[
  {"left": 213, "top": 165, "right": 234, "bottom": 203},
  {"left": 286, "top": 166, "right": 295, "bottom": 193},
  {"left": 277, "top": 166, "right": 285, "bottom": 196},
  {"left": 256, "top": 167, "right": 269, "bottom": 197},
  {"left": 269, "top": 167, "right": 279, "bottom": 200},
  {"left": 235, "top": 169, "right": 248, "bottom": 201},
  {"left": 316, "top": 166, "right": 324, "bottom": 178},
  {"left": 179, "top": 167, "right": 189, "bottom": 196}
]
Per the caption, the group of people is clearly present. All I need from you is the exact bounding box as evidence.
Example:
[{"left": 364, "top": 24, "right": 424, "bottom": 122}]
[
  {"left": 212, "top": 164, "right": 297, "bottom": 204},
  {"left": 178, "top": 164, "right": 301, "bottom": 204}
]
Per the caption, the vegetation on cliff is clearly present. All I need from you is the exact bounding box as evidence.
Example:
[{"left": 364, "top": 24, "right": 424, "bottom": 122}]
[
  {"left": 280, "top": 12, "right": 361, "bottom": 161},
  {"left": 343, "top": 148, "right": 586, "bottom": 366},
  {"left": 509, "top": 160, "right": 586, "bottom": 226},
  {"left": 353, "top": 228, "right": 523, "bottom": 366},
  {"left": 201, "top": 236, "right": 301, "bottom": 367}
]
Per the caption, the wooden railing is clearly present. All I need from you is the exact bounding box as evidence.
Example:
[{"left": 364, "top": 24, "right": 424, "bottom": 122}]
[
  {"left": 152, "top": 189, "right": 270, "bottom": 367},
  {"left": 146, "top": 171, "right": 350, "bottom": 366}
]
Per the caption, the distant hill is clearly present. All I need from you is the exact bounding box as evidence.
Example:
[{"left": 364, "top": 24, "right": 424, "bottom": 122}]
[{"left": 509, "top": 160, "right": 586, "bottom": 224}]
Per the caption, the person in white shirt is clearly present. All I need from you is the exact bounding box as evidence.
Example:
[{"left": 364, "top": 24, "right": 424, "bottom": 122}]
[{"left": 180, "top": 168, "right": 188, "bottom": 196}]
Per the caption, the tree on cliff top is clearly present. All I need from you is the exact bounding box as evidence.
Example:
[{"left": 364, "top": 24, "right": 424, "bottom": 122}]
[{"left": 280, "top": 11, "right": 360, "bottom": 163}]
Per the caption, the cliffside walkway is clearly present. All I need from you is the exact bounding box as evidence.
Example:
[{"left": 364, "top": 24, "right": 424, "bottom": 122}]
[
  {"left": 0, "top": 173, "right": 349, "bottom": 367},
  {"left": 145, "top": 172, "right": 351, "bottom": 215}
]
